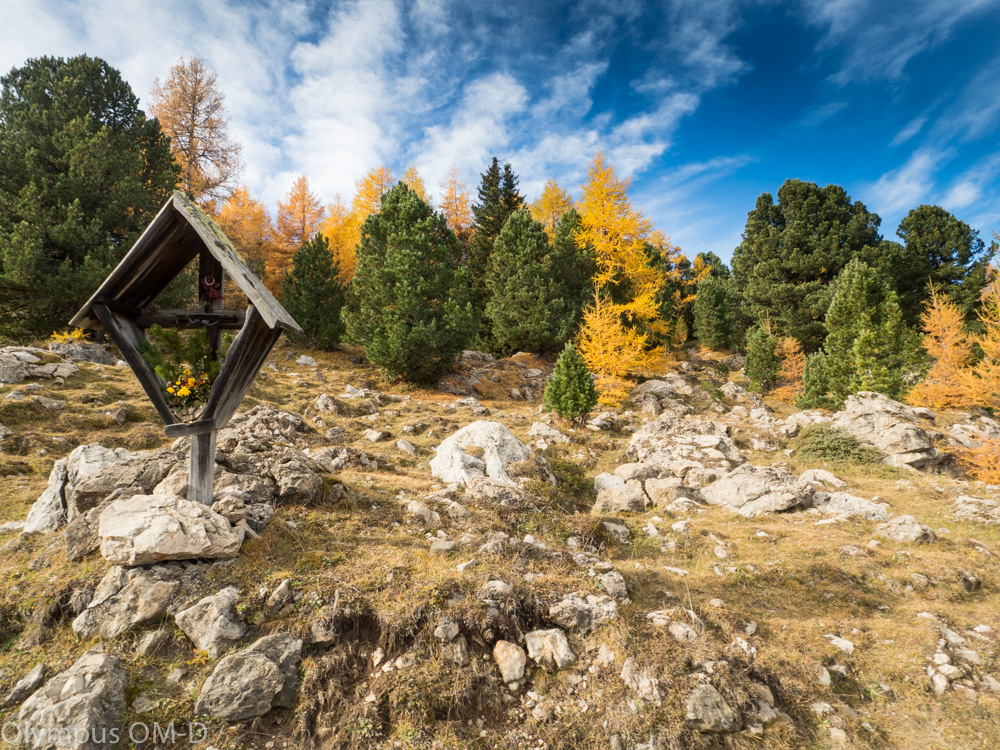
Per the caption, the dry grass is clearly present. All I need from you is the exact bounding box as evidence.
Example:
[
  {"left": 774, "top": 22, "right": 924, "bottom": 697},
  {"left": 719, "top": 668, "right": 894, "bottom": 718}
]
[{"left": 1, "top": 339, "right": 999, "bottom": 749}]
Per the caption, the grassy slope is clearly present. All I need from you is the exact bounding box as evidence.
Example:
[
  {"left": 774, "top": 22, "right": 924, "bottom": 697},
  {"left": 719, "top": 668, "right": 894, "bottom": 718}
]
[{"left": 0, "top": 341, "right": 998, "bottom": 749}]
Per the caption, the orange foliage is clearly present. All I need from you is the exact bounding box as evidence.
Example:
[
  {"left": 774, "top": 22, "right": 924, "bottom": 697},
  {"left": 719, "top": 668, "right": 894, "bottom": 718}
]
[
  {"left": 964, "top": 287, "right": 1000, "bottom": 409},
  {"left": 576, "top": 295, "right": 653, "bottom": 406},
  {"left": 353, "top": 166, "right": 394, "bottom": 220},
  {"left": 575, "top": 152, "right": 686, "bottom": 401},
  {"left": 529, "top": 178, "right": 572, "bottom": 241},
  {"left": 216, "top": 186, "right": 274, "bottom": 302},
  {"left": 438, "top": 165, "right": 472, "bottom": 244},
  {"left": 907, "top": 286, "right": 975, "bottom": 408},
  {"left": 270, "top": 176, "right": 325, "bottom": 293},
  {"left": 317, "top": 195, "right": 360, "bottom": 284},
  {"left": 400, "top": 165, "right": 428, "bottom": 203},
  {"left": 955, "top": 439, "right": 1000, "bottom": 484},
  {"left": 773, "top": 337, "right": 804, "bottom": 401}
]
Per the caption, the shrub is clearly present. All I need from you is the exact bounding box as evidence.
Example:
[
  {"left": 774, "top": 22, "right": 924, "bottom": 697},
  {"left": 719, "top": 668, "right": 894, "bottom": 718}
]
[
  {"left": 795, "top": 425, "right": 883, "bottom": 465},
  {"left": 544, "top": 341, "right": 599, "bottom": 424}
]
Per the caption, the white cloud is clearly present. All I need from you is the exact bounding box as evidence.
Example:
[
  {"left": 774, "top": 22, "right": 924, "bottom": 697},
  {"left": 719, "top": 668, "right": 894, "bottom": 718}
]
[
  {"left": 890, "top": 114, "right": 928, "bottom": 147},
  {"left": 802, "top": 0, "right": 997, "bottom": 83},
  {"left": 865, "top": 149, "right": 947, "bottom": 218}
]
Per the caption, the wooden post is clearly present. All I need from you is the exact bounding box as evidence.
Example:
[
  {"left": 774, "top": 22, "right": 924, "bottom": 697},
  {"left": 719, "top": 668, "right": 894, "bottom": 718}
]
[{"left": 188, "top": 430, "right": 216, "bottom": 505}]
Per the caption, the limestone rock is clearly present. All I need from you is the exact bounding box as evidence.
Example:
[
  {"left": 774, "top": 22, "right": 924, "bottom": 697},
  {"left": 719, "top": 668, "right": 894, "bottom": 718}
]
[
  {"left": 701, "top": 464, "right": 814, "bottom": 517},
  {"left": 953, "top": 496, "right": 1000, "bottom": 525},
  {"left": 194, "top": 634, "right": 302, "bottom": 721},
  {"left": 876, "top": 515, "right": 937, "bottom": 543},
  {"left": 799, "top": 469, "right": 846, "bottom": 488},
  {"left": 813, "top": 491, "right": 892, "bottom": 521},
  {"left": 685, "top": 683, "right": 742, "bottom": 733},
  {"left": 621, "top": 657, "right": 661, "bottom": 705},
  {"left": 524, "top": 629, "right": 576, "bottom": 671},
  {"left": 644, "top": 477, "right": 695, "bottom": 507},
  {"left": 430, "top": 420, "right": 537, "bottom": 487},
  {"left": 593, "top": 480, "right": 647, "bottom": 513},
  {"left": 23, "top": 459, "right": 68, "bottom": 534},
  {"left": 627, "top": 414, "right": 745, "bottom": 474},
  {"left": 72, "top": 565, "right": 181, "bottom": 639},
  {"left": 528, "top": 422, "right": 569, "bottom": 448},
  {"left": 548, "top": 594, "right": 618, "bottom": 634},
  {"left": 3, "top": 664, "right": 45, "bottom": 707},
  {"left": 493, "top": 640, "right": 527, "bottom": 682},
  {"left": 830, "top": 392, "right": 944, "bottom": 470},
  {"left": 98, "top": 494, "right": 244, "bottom": 566},
  {"left": 48, "top": 341, "right": 117, "bottom": 365},
  {"left": 18, "top": 649, "right": 127, "bottom": 750},
  {"left": 175, "top": 586, "right": 247, "bottom": 658}
]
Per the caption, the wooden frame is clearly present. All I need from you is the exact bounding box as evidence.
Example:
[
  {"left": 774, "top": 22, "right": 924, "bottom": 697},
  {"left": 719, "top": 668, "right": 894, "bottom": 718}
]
[{"left": 72, "top": 191, "right": 301, "bottom": 505}]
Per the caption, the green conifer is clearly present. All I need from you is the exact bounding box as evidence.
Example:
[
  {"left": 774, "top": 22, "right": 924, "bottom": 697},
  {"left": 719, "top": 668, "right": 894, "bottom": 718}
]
[
  {"left": 344, "top": 183, "right": 473, "bottom": 382},
  {"left": 745, "top": 326, "right": 780, "bottom": 392},
  {"left": 282, "top": 233, "right": 345, "bottom": 350},
  {"left": 544, "top": 341, "right": 598, "bottom": 424},
  {"left": 693, "top": 276, "right": 735, "bottom": 349}
]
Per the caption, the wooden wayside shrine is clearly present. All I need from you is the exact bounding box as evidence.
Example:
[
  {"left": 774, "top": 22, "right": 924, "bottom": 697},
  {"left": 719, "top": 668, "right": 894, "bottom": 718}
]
[{"left": 71, "top": 191, "right": 301, "bottom": 505}]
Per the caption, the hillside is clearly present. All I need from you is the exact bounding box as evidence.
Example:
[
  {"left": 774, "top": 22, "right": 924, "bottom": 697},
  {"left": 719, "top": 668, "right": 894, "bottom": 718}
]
[{"left": 1, "top": 340, "right": 999, "bottom": 750}]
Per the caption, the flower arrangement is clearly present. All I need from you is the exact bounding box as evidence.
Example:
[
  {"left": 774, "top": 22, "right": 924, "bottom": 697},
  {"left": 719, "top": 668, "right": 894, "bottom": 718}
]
[
  {"left": 50, "top": 327, "right": 91, "bottom": 343},
  {"left": 140, "top": 326, "right": 224, "bottom": 419}
]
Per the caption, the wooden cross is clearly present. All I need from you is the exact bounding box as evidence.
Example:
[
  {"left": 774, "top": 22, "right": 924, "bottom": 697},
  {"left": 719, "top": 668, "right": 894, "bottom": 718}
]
[{"left": 72, "top": 192, "right": 301, "bottom": 505}]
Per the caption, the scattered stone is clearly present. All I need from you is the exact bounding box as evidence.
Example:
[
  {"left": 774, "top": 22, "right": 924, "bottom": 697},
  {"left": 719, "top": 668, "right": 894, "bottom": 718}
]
[
  {"left": 295, "top": 355, "right": 317, "bottom": 367},
  {"left": 824, "top": 635, "right": 856, "bottom": 654},
  {"left": 430, "top": 540, "right": 457, "bottom": 555},
  {"left": 524, "top": 629, "right": 576, "bottom": 671},
  {"left": 799, "top": 469, "right": 847, "bottom": 488},
  {"left": 3, "top": 664, "right": 45, "bottom": 706},
  {"left": 175, "top": 587, "right": 247, "bottom": 658},
  {"left": 364, "top": 429, "right": 390, "bottom": 443},
  {"left": 548, "top": 594, "right": 618, "bottom": 634},
  {"left": 620, "top": 657, "right": 662, "bottom": 705},
  {"left": 875, "top": 515, "right": 937, "bottom": 544},
  {"left": 396, "top": 439, "right": 416, "bottom": 455},
  {"left": 813, "top": 491, "right": 892, "bottom": 521},
  {"left": 593, "top": 480, "right": 647, "bottom": 513},
  {"left": 194, "top": 634, "right": 303, "bottom": 721},
  {"left": 953, "top": 496, "right": 1000, "bottom": 526},
  {"left": 685, "top": 683, "right": 742, "bottom": 733},
  {"left": 493, "top": 640, "right": 527, "bottom": 682}
]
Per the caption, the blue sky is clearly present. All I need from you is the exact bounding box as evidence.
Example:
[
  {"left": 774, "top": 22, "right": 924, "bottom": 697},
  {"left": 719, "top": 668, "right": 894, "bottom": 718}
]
[{"left": 2, "top": 0, "right": 998, "bottom": 262}]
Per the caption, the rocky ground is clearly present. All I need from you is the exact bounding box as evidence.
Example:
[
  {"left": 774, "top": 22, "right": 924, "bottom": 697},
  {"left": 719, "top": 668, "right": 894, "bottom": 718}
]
[{"left": 0, "top": 340, "right": 998, "bottom": 749}]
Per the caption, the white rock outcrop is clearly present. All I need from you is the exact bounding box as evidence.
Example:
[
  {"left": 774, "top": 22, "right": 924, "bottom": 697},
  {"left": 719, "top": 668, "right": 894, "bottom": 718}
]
[
  {"left": 98, "top": 494, "right": 244, "bottom": 566},
  {"left": 430, "top": 421, "right": 537, "bottom": 487},
  {"left": 701, "top": 464, "right": 814, "bottom": 517}
]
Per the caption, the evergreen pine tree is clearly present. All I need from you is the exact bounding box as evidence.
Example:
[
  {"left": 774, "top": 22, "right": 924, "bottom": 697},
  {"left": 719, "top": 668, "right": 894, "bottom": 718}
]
[
  {"left": 745, "top": 326, "right": 780, "bottom": 392},
  {"left": 282, "top": 233, "right": 345, "bottom": 350},
  {"left": 485, "top": 209, "right": 573, "bottom": 354},
  {"left": 467, "top": 158, "right": 525, "bottom": 340},
  {"left": 544, "top": 341, "right": 598, "bottom": 424},
  {"left": 799, "top": 258, "right": 919, "bottom": 408},
  {"left": 549, "top": 207, "right": 595, "bottom": 328},
  {"left": 692, "top": 276, "right": 735, "bottom": 349},
  {"left": 344, "top": 183, "right": 473, "bottom": 382}
]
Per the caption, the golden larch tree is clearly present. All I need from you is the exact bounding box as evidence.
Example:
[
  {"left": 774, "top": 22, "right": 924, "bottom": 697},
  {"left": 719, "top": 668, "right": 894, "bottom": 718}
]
[
  {"left": 438, "top": 165, "right": 473, "bottom": 244},
  {"left": 148, "top": 58, "right": 243, "bottom": 202},
  {"left": 964, "top": 286, "right": 1000, "bottom": 409},
  {"left": 271, "top": 176, "right": 325, "bottom": 293},
  {"left": 317, "top": 195, "right": 361, "bottom": 284},
  {"left": 907, "top": 286, "right": 975, "bottom": 409},
  {"left": 217, "top": 186, "right": 274, "bottom": 275},
  {"left": 400, "top": 164, "right": 429, "bottom": 204},
  {"left": 574, "top": 152, "right": 675, "bottom": 402},
  {"left": 530, "top": 178, "right": 573, "bottom": 241},
  {"left": 352, "top": 166, "right": 394, "bottom": 220},
  {"left": 773, "top": 336, "right": 805, "bottom": 401}
]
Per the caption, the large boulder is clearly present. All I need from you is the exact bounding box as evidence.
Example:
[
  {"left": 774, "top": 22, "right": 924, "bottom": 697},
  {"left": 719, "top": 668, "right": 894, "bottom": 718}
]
[
  {"left": 812, "top": 492, "right": 892, "bottom": 522},
  {"left": 18, "top": 649, "right": 127, "bottom": 750},
  {"left": 701, "top": 464, "right": 814, "bottom": 517},
  {"left": 194, "top": 634, "right": 302, "bottom": 721},
  {"left": 830, "top": 392, "right": 944, "bottom": 470},
  {"left": 593, "top": 480, "right": 647, "bottom": 513},
  {"left": 98, "top": 495, "right": 244, "bottom": 566},
  {"left": 430, "top": 421, "right": 537, "bottom": 487},
  {"left": 23, "top": 459, "right": 69, "bottom": 534}
]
